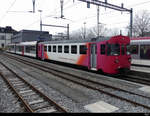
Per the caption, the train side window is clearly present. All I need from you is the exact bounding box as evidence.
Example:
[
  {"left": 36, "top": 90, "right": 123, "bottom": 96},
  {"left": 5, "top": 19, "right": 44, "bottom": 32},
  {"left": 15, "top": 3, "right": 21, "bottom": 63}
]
[
  {"left": 44, "top": 46, "right": 47, "bottom": 52},
  {"left": 71, "top": 45, "right": 77, "bottom": 54},
  {"left": 48, "top": 45, "right": 51, "bottom": 52},
  {"left": 140, "top": 45, "right": 150, "bottom": 59},
  {"left": 19, "top": 46, "right": 22, "bottom": 52},
  {"left": 25, "top": 46, "right": 29, "bottom": 53},
  {"left": 101, "top": 44, "right": 105, "bottom": 54},
  {"left": 130, "top": 45, "right": 138, "bottom": 54},
  {"left": 64, "top": 45, "right": 69, "bottom": 53},
  {"left": 53, "top": 46, "right": 56, "bottom": 52},
  {"left": 80, "top": 45, "right": 87, "bottom": 54},
  {"left": 58, "top": 45, "right": 62, "bottom": 53},
  {"left": 121, "top": 45, "right": 125, "bottom": 55}
]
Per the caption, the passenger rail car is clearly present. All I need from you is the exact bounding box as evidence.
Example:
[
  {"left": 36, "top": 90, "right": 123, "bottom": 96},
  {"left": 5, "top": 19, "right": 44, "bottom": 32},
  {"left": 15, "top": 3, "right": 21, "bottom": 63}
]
[
  {"left": 7, "top": 35, "right": 131, "bottom": 74},
  {"left": 131, "top": 37, "right": 150, "bottom": 66}
]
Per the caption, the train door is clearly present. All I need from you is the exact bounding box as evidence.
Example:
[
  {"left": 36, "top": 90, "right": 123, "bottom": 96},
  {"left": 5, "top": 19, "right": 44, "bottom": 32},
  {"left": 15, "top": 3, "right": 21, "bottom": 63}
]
[
  {"left": 41, "top": 45, "right": 44, "bottom": 60},
  {"left": 90, "top": 44, "right": 97, "bottom": 70},
  {"left": 38, "top": 44, "right": 42, "bottom": 59},
  {"left": 22, "top": 46, "right": 24, "bottom": 56}
]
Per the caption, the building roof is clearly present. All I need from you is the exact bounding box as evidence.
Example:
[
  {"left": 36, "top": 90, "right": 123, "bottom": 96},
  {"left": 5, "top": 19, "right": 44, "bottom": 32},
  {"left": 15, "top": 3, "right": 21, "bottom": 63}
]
[{"left": 0, "top": 26, "right": 17, "bottom": 34}]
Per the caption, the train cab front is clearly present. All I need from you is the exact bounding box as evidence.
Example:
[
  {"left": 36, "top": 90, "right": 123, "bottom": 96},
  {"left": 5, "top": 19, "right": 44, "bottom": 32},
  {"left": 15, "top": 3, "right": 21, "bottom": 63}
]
[
  {"left": 103, "top": 39, "right": 131, "bottom": 75},
  {"left": 113, "top": 44, "right": 131, "bottom": 74}
]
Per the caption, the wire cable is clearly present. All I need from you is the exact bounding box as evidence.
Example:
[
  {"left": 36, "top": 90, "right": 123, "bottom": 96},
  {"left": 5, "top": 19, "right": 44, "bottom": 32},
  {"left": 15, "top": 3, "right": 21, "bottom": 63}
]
[{"left": 0, "top": 0, "right": 17, "bottom": 24}]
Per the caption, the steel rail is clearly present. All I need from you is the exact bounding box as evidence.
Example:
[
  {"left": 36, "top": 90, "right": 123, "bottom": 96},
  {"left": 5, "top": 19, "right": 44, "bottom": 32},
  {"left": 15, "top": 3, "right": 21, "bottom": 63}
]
[
  {"left": 4, "top": 53, "right": 150, "bottom": 100},
  {"left": 3, "top": 53, "right": 150, "bottom": 110},
  {"left": 0, "top": 60, "right": 67, "bottom": 113}
]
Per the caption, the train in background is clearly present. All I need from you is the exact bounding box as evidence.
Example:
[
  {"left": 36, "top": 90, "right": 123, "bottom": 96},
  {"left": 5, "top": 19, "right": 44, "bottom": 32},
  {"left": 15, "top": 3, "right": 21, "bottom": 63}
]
[
  {"left": 7, "top": 35, "right": 131, "bottom": 74},
  {"left": 130, "top": 37, "right": 150, "bottom": 66}
]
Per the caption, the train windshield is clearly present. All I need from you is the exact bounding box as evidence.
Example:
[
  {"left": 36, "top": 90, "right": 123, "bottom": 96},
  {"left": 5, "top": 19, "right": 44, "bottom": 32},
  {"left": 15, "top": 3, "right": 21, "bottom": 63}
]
[
  {"left": 126, "top": 44, "right": 130, "bottom": 55},
  {"left": 107, "top": 44, "right": 120, "bottom": 56}
]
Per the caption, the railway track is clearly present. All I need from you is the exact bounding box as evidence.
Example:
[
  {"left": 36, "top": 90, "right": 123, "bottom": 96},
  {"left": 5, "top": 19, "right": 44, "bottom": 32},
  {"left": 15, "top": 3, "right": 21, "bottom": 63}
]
[
  {"left": 118, "top": 74, "right": 150, "bottom": 86},
  {"left": 0, "top": 61, "right": 67, "bottom": 113},
  {"left": 3, "top": 53, "right": 150, "bottom": 111}
]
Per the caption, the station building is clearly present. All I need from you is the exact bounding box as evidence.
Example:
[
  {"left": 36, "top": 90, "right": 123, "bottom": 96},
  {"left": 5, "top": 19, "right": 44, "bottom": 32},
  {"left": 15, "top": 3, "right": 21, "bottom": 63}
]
[
  {"left": 11, "top": 30, "right": 52, "bottom": 43},
  {"left": 0, "top": 26, "right": 17, "bottom": 48}
]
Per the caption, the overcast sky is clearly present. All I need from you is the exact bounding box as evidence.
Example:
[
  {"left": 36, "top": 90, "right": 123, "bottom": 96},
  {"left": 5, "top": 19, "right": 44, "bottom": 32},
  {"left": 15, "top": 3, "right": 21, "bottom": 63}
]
[{"left": 0, "top": 0, "right": 150, "bottom": 35}]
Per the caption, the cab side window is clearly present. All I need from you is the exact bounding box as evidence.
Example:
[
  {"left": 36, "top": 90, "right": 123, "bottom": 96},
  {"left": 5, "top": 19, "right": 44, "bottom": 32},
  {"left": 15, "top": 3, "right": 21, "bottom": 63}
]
[{"left": 101, "top": 44, "right": 105, "bottom": 54}]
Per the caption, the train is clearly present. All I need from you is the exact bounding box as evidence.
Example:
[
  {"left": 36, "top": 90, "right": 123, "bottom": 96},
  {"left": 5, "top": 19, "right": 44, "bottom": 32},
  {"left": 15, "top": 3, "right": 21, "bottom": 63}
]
[
  {"left": 7, "top": 35, "right": 131, "bottom": 74},
  {"left": 130, "top": 37, "right": 150, "bottom": 66}
]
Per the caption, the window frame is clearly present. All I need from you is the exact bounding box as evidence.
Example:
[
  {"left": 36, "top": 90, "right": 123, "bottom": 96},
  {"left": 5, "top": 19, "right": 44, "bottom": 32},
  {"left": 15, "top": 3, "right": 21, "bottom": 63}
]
[
  {"left": 48, "top": 45, "right": 51, "bottom": 52},
  {"left": 101, "top": 44, "right": 105, "bottom": 55},
  {"left": 80, "top": 45, "right": 87, "bottom": 54},
  {"left": 58, "top": 45, "right": 62, "bottom": 53},
  {"left": 64, "top": 45, "right": 69, "bottom": 53},
  {"left": 71, "top": 45, "right": 77, "bottom": 54}
]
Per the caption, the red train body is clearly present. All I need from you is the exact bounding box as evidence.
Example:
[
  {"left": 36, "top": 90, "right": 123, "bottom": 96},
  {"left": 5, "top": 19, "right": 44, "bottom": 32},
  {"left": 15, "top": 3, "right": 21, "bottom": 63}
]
[{"left": 7, "top": 35, "right": 131, "bottom": 74}]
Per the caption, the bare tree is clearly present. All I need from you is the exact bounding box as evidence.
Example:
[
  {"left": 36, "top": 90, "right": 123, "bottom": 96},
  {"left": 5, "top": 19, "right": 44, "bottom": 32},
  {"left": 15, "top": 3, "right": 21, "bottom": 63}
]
[
  {"left": 132, "top": 10, "right": 150, "bottom": 37},
  {"left": 70, "top": 24, "right": 108, "bottom": 40},
  {"left": 105, "top": 28, "right": 120, "bottom": 36},
  {"left": 89, "top": 24, "right": 108, "bottom": 37}
]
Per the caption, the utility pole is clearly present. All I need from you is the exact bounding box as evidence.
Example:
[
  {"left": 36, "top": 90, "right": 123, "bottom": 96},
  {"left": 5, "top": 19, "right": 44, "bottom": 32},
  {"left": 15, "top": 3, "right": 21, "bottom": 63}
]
[
  {"left": 83, "top": 22, "right": 86, "bottom": 39},
  {"left": 130, "top": 8, "right": 133, "bottom": 37},
  {"left": 78, "top": 0, "right": 133, "bottom": 37},
  {"left": 67, "top": 24, "right": 70, "bottom": 39},
  {"left": 38, "top": 10, "right": 42, "bottom": 31},
  {"left": 32, "top": 0, "right": 35, "bottom": 13},
  {"left": 97, "top": 6, "right": 100, "bottom": 38},
  {"left": 60, "top": 0, "right": 64, "bottom": 18}
]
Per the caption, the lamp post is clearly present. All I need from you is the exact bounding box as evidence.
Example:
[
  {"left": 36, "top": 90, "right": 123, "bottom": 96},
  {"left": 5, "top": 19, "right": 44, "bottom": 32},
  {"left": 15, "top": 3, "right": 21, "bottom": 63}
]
[
  {"left": 84, "top": 22, "right": 86, "bottom": 39},
  {"left": 38, "top": 10, "right": 42, "bottom": 31}
]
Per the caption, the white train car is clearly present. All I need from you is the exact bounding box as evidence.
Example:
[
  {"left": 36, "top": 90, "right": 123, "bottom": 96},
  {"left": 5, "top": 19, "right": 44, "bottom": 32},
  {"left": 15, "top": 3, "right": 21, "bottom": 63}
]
[
  {"left": 131, "top": 37, "right": 150, "bottom": 66},
  {"left": 7, "top": 43, "right": 16, "bottom": 53},
  {"left": 21, "top": 41, "right": 37, "bottom": 58}
]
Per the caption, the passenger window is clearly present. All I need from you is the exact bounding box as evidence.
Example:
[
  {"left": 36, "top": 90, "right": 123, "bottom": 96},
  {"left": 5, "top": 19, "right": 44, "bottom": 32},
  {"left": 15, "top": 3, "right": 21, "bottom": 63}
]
[
  {"left": 71, "top": 45, "right": 77, "bottom": 54},
  {"left": 48, "top": 45, "right": 51, "bottom": 52},
  {"left": 140, "top": 45, "right": 150, "bottom": 59},
  {"left": 80, "top": 45, "right": 87, "bottom": 54},
  {"left": 121, "top": 45, "right": 125, "bottom": 55},
  {"left": 101, "top": 44, "right": 105, "bottom": 54},
  {"left": 64, "top": 45, "right": 69, "bottom": 53},
  {"left": 53, "top": 46, "right": 56, "bottom": 52},
  {"left": 44, "top": 46, "right": 47, "bottom": 52},
  {"left": 130, "top": 45, "right": 138, "bottom": 54},
  {"left": 58, "top": 46, "right": 62, "bottom": 53}
]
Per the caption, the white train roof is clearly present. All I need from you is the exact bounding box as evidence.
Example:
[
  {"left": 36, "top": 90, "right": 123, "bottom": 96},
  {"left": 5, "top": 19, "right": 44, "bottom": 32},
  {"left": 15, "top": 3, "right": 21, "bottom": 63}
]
[
  {"left": 18, "top": 41, "right": 37, "bottom": 45},
  {"left": 131, "top": 39, "right": 150, "bottom": 44},
  {"left": 40, "top": 37, "right": 110, "bottom": 44}
]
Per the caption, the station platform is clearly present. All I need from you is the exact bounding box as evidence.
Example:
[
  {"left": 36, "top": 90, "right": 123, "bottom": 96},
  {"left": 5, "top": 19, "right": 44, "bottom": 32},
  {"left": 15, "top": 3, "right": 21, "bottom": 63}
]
[
  {"left": 131, "top": 59, "right": 150, "bottom": 73},
  {"left": 131, "top": 66, "right": 150, "bottom": 73},
  {"left": 132, "top": 59, "right": 150, "bottom": 67}
]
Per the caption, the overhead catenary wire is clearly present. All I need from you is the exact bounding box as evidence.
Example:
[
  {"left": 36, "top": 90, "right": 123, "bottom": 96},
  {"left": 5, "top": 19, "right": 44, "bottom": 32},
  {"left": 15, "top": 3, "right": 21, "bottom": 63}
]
[{"left": 0, "top": 0, "right": 17, "bottom": 24}]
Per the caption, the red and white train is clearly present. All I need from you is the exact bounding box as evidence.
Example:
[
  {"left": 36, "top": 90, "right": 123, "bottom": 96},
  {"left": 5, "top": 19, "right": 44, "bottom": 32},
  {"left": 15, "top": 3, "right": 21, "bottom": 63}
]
[{"left": 7, "top": 35, "right": 131, "bottom": 74}]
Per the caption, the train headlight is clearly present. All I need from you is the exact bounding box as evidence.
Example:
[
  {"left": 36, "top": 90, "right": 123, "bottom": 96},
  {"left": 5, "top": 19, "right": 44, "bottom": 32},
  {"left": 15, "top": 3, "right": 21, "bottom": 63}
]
[
  {"left": 114, "top": 59, "right": 119, "bottom": 63},
  {"left": 128, "top": 58, "right": 131, "bottom": 62}
]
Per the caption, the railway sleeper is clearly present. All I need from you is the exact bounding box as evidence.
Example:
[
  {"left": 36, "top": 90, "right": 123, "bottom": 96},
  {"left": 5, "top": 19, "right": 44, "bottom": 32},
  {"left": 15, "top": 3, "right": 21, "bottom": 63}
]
[
  {"left": 23, "top": 95, "right": 41, "bottom": 101},
  {"left": 35, "top": 106, "right": 56, "bottom": 113},
  {"left": 33, "top": 104, "right": 51, "bottom": 111},
  {"left": 16, "top": 87, "right": 30, "bottom": 91},
  {"left": 13, "top": 83, "right": 25, "bottom": 87},
  {"left": 28, "top": 99, "right": 44, "bottom": 105},
  {"left": 19, "top": 90, "right": 33, "bottom": 94},
  {"left": 21, "top": 92, "right": 36, "bottom": 97},
  {"left": 8, "top": 78, "right": 20, "bottom": 81},
  {"left": 11, "top": 81, "right": 23, "bottom": 84}
]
